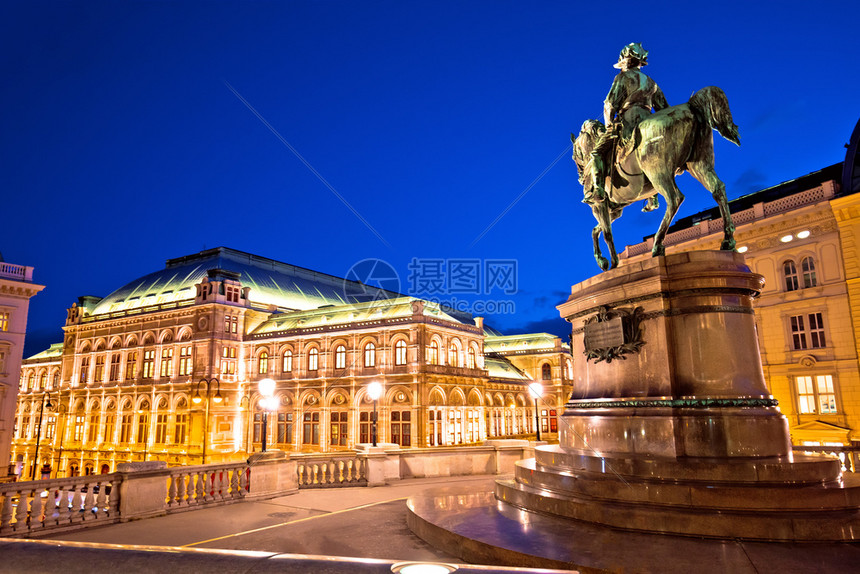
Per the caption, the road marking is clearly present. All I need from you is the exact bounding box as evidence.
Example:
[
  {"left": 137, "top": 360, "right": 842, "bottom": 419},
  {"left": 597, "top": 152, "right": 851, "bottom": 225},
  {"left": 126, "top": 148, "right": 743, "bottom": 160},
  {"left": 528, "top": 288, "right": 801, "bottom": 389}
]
[{"left": 183, "top": 497, "right": 408, "bottom": 548}]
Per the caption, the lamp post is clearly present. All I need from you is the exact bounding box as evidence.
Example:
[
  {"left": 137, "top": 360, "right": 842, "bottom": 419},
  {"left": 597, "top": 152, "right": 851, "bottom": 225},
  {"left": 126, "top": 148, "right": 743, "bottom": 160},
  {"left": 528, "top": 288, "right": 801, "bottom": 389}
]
[
  {"left": 367, "top": 381, "right": 382, "bottom": 447},
  {"left": 528, "top": 382, "right": 543, "bottom": 442},
  {"left": 31, "top": 392, "right": 54, "bottom": 480},
  {"left": 192, "top": 378, "right": 222, "bottom": 464},
  {"left": 258, "top": 378, "right": 276, "bottom": 452}
]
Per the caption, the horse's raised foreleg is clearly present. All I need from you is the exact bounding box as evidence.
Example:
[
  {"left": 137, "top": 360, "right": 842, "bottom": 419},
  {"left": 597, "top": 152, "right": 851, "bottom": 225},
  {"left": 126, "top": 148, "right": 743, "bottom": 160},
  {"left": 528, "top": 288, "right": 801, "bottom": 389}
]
[
  {"left": 689, "top": 164, "right": 736, "bottom": 251},
  {"left": 650, "top": 175, "right": 684, "bottom": 257}
]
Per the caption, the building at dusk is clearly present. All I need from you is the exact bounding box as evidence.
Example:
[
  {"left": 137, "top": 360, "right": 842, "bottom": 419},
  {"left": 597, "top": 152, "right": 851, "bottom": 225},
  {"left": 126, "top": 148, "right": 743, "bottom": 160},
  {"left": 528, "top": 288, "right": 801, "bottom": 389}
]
[
  {"left": 0, "top": 255, "right": 44, "bottom": 480},
  {"left": 620, "top": 118, "right": 860, "bottom": 449},
  {"left": 11, "top": 248, "right": 572, "bottom": 478}
]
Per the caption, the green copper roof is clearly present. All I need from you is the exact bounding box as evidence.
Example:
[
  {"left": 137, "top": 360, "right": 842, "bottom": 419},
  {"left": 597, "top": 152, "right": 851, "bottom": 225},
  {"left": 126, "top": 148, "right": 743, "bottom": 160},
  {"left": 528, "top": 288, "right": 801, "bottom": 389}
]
[
  {"left": 484, "top": 356, "right": 530, "bottom": 381},
  {"left": 25, "top": 343, "right": 64, "bottom": 362},
  {"left": 251, "top": 297, "right": 466, "bottom": 334},
  {"left": 88, "top": 247, "right": 402, "bottom": 316},
  {"left": 484, "top": 333, "right": 561, "bottom": 353}
]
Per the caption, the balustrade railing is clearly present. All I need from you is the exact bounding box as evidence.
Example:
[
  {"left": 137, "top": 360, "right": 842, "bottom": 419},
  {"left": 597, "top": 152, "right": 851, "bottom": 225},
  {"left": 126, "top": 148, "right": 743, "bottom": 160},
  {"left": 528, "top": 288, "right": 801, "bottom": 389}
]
[
  {"left": 165, "top": 462, "right": 250, "bottom": 508},
  {"left": 295, "top": 454, "right": 367, "bottom": 488},
  {"left": 0, "top": 475, "right": 118, "bottom": 537},
  {"left": 792, "top": 445, "right": 860, "bottom": 473}
]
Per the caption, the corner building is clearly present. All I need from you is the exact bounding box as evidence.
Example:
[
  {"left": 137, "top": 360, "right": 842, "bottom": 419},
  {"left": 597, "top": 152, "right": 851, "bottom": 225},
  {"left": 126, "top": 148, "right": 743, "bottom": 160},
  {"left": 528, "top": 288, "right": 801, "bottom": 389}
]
[
  {"left": 12, "top": 248, "right": 571, "bottom": 477},
  {"left": 620, "top": 117, "right": 860, "bottom": 450}
]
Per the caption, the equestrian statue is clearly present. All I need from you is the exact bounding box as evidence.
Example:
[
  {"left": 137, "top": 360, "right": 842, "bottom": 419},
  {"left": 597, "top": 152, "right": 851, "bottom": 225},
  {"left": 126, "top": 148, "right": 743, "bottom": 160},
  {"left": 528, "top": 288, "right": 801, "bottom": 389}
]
[{"left": 573, "top": 43, "right": 739, "bottom": 271}]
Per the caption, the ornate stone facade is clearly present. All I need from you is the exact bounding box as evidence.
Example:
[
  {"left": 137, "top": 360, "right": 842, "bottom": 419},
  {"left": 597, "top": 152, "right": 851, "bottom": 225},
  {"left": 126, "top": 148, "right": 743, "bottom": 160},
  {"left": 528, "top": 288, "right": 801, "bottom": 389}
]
[{"left": 11, "top": 248, "right": 571, "bottom": 478}]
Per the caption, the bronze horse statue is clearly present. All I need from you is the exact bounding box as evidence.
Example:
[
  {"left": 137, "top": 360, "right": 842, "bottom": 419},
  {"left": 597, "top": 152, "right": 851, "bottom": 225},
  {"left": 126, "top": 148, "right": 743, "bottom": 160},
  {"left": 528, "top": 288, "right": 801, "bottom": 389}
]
[{"left": 573, "top": 86, "right": 740, "bottom": 271}]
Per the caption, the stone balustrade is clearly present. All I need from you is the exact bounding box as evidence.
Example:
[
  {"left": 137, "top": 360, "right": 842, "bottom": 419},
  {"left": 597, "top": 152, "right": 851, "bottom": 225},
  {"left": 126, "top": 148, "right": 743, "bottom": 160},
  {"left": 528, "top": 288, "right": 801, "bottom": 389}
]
[
  {"left": 0, "top": 474, "right": 117, "bottom": 537},
  {"left": 792, "top": 445, "right": 860, "bottom": 473},
  {"left": 294, "top": 453, "right": 368, "bottom": 488}
]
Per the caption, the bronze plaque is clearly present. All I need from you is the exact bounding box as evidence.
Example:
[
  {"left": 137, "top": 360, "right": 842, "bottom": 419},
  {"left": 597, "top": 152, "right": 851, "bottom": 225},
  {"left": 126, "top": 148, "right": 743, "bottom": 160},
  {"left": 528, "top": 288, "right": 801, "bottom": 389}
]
[{"left": 584, "top": 316, "right": 624, "bottom": 351}]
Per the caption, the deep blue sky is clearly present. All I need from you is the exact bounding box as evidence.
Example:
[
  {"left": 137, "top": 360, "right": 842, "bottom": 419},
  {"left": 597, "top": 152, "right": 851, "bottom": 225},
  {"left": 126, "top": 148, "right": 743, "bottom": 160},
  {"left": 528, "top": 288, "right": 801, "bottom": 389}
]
[{"left": 2, "top": 1, "right": 858, "bottom": 356}]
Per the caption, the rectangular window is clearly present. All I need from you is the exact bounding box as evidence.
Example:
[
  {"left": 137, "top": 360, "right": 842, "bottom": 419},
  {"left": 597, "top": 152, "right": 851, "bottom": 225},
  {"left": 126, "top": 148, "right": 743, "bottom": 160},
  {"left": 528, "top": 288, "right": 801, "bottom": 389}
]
[
  {"left": 126, "top": 352, "right": 138, "bottom": 380},
  {"left": 103, "top": 414, "right": 115, "bottom": 444},
  {"left": 120, "top": 414, "right": 133, "bottom": 443},
  {"left": 225, "top": 314, "right": 239, "bottom": 332},
  {"left": 179, "top": 346, "right": 193, "bottom": 376},
  {"left": 221, "top": 347, "right": 237, "bottom": 375},
  {"left": 87, "top": 414, "right": 99, "bottom": 443},
  {"left": 330, "top": 412, "right": 348, "bottom": 446},
  {"left": 45, "top": 416, "right": 56, "bottom": 440},
  {"left": 253, "top": 412, "right": 262, "bottom": 443},
  {"left": 282, "top": 352, "right": 293, "bottom": 373},
  {"left": 796, "top": 375, "right": 837, "bottom": 414},
  {"left": 160, "top": 348, "right": 174, "bottom": 377},
  {"left": 80, "top": 357, "right": 90, "bottom": 385},
  {"left": 174, "top": 414, "right": 187, "bottom": 444},
  {"left": 0, "top": 311, "right": 9, "bottom": 331},
  {"left": 142, "top": 350, "right": 155, "bottom": 379},
  {"left": 791, "top": 313, "right": 826, "bottom": 350},
  {"left": 109, "top": 355, "right": 121, "bottom": 381},
  {"left": 74, "top": 415, "right": 85, "bottom": 441},
  {"left": 277, "top": 412, "right": 293, "bottom": 445},
  {"left": 390, "top": 410, "right": 411, "bottom": 446},
  {"left": 137, "top": 413, "right": 149, "bottom": 444},
  {"left": 94, "top": 356, "right": 104, "bottom": 382},
  {"left": 21, "top": 415, "right": 31, "bottom": 439},
  {"left": 360, "top": 411, "right": 370, "bottom": 444},
  {"left": 155, "top": 414, "right": 168, "bottom": 444},
  {"left": 303, "top": 412, "right": 320, "bottom": 445}
]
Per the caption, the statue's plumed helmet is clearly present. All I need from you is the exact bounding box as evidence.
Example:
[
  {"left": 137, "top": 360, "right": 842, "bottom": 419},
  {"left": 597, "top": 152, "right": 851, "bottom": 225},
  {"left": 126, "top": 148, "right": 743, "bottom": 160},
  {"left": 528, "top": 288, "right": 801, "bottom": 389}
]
[{"left": 614, "top": 42, "right": 649, "bottom": 68}]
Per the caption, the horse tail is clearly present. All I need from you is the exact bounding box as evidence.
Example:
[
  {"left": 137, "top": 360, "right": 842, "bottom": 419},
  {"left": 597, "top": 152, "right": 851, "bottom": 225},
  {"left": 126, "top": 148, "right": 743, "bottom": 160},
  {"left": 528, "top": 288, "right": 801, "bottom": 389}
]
[{"left": 689, "top": 86, "right": 740, "bottom": 146}]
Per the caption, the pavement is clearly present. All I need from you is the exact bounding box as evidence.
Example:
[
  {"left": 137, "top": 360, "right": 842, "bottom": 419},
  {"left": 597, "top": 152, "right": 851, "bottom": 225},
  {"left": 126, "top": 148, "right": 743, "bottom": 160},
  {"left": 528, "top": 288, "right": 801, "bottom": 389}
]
[{"left": 37, "top": 474, "right": 497, "bottom": 562}]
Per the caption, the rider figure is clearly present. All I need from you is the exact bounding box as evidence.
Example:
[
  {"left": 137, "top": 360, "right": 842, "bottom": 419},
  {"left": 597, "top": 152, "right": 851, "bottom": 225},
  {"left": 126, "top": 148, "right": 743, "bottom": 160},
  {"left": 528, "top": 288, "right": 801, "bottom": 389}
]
[{"left": 586, "top": 43, "right": 668, "bottom": 211}]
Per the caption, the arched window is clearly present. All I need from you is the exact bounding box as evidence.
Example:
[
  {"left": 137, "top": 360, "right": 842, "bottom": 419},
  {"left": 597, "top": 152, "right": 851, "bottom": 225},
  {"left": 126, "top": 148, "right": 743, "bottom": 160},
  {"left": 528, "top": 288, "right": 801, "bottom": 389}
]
[
  {"left": 783, "top": 260, "right": 799, "bottom": 291},
  {"left": 427, "top": 341, "right": 439, "bottom": 365},
  {"left": 39, "top": 372, "right": 47, "bottom": 390},
  {"left": 448, "top": 343, "right": 459, "bottom": 367},
  {"left": 395, "top": 340, "right": 407, "bottom": 366},
  {"left": 364, "top": 343, "right": 376, "bottom": 368},
  {"left": 282, "top": 350, "right": 293, "bottom": 372},
  {"left": 308, "top": 348, "right": 319, "bottom": 371},
  {"left": 52, "top": 371, "right": 59, "bottom": 389},
  {"left": 541, "top": 363, "right": 552, "bottom": 380},
  {"left": 28, "top": 372, "right": 35, "bottom": 390},
  {"left": 801, "top": 257, "right": 817, "bottom": 288},
  {"left": 335, "top": 345, "right": 347, "bottom": 369},
  {"left": 467, "top": 347, "right": 476, "bottom": 369},
  {"left": 258, "top": 351, "right": 269, "bottom": 374}
]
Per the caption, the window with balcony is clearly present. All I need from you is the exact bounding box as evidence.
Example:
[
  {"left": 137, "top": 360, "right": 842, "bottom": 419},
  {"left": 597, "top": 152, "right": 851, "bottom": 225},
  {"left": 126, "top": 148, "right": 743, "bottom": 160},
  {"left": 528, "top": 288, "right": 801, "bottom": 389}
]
[
  {"left": 790, "top": 313, "right": 826, "bottom": 350},
  {"left": 796, "top": 375, "right": 837, "bottom": 414}
]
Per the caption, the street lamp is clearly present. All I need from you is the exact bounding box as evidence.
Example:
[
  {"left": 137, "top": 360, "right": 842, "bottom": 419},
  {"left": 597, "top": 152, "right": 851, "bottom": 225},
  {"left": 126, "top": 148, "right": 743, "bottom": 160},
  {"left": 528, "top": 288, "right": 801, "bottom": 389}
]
[
  {"left": 528, "top": 382, "right": 543, "bottom": 442},
  {"left": 31, "top": 392, "right": 54, "bottom": 480},
  {"left": 258, "top": 378, "right": 276, "bottom": 452},
  {"left": 367, "top": 381, "right": 382, "bottom": 447},
  {"left": 193, "top": 378, "right": 222, "bottom": 464}
]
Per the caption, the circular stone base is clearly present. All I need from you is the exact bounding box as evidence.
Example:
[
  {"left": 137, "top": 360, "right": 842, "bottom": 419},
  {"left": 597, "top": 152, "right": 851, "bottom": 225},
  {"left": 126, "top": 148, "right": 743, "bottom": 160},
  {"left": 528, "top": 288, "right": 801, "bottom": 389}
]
[{"left": 406, "top": 485, "right": 860, "bottom": 573}]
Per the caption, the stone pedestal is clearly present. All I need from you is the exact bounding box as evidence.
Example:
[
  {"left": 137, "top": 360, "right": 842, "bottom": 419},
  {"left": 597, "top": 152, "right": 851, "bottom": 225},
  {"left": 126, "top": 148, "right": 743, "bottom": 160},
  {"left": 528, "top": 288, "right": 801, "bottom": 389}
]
[{"left": 493, "top": 252, "right": 860, "bottom": 541}]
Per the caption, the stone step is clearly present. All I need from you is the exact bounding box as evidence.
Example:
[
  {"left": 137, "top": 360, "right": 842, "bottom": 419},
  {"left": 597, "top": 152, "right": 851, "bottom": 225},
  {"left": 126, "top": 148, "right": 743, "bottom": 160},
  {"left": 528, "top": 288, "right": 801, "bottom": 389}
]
[{"left": 533, "top": 444, "right": 842, "bottom": 484}]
